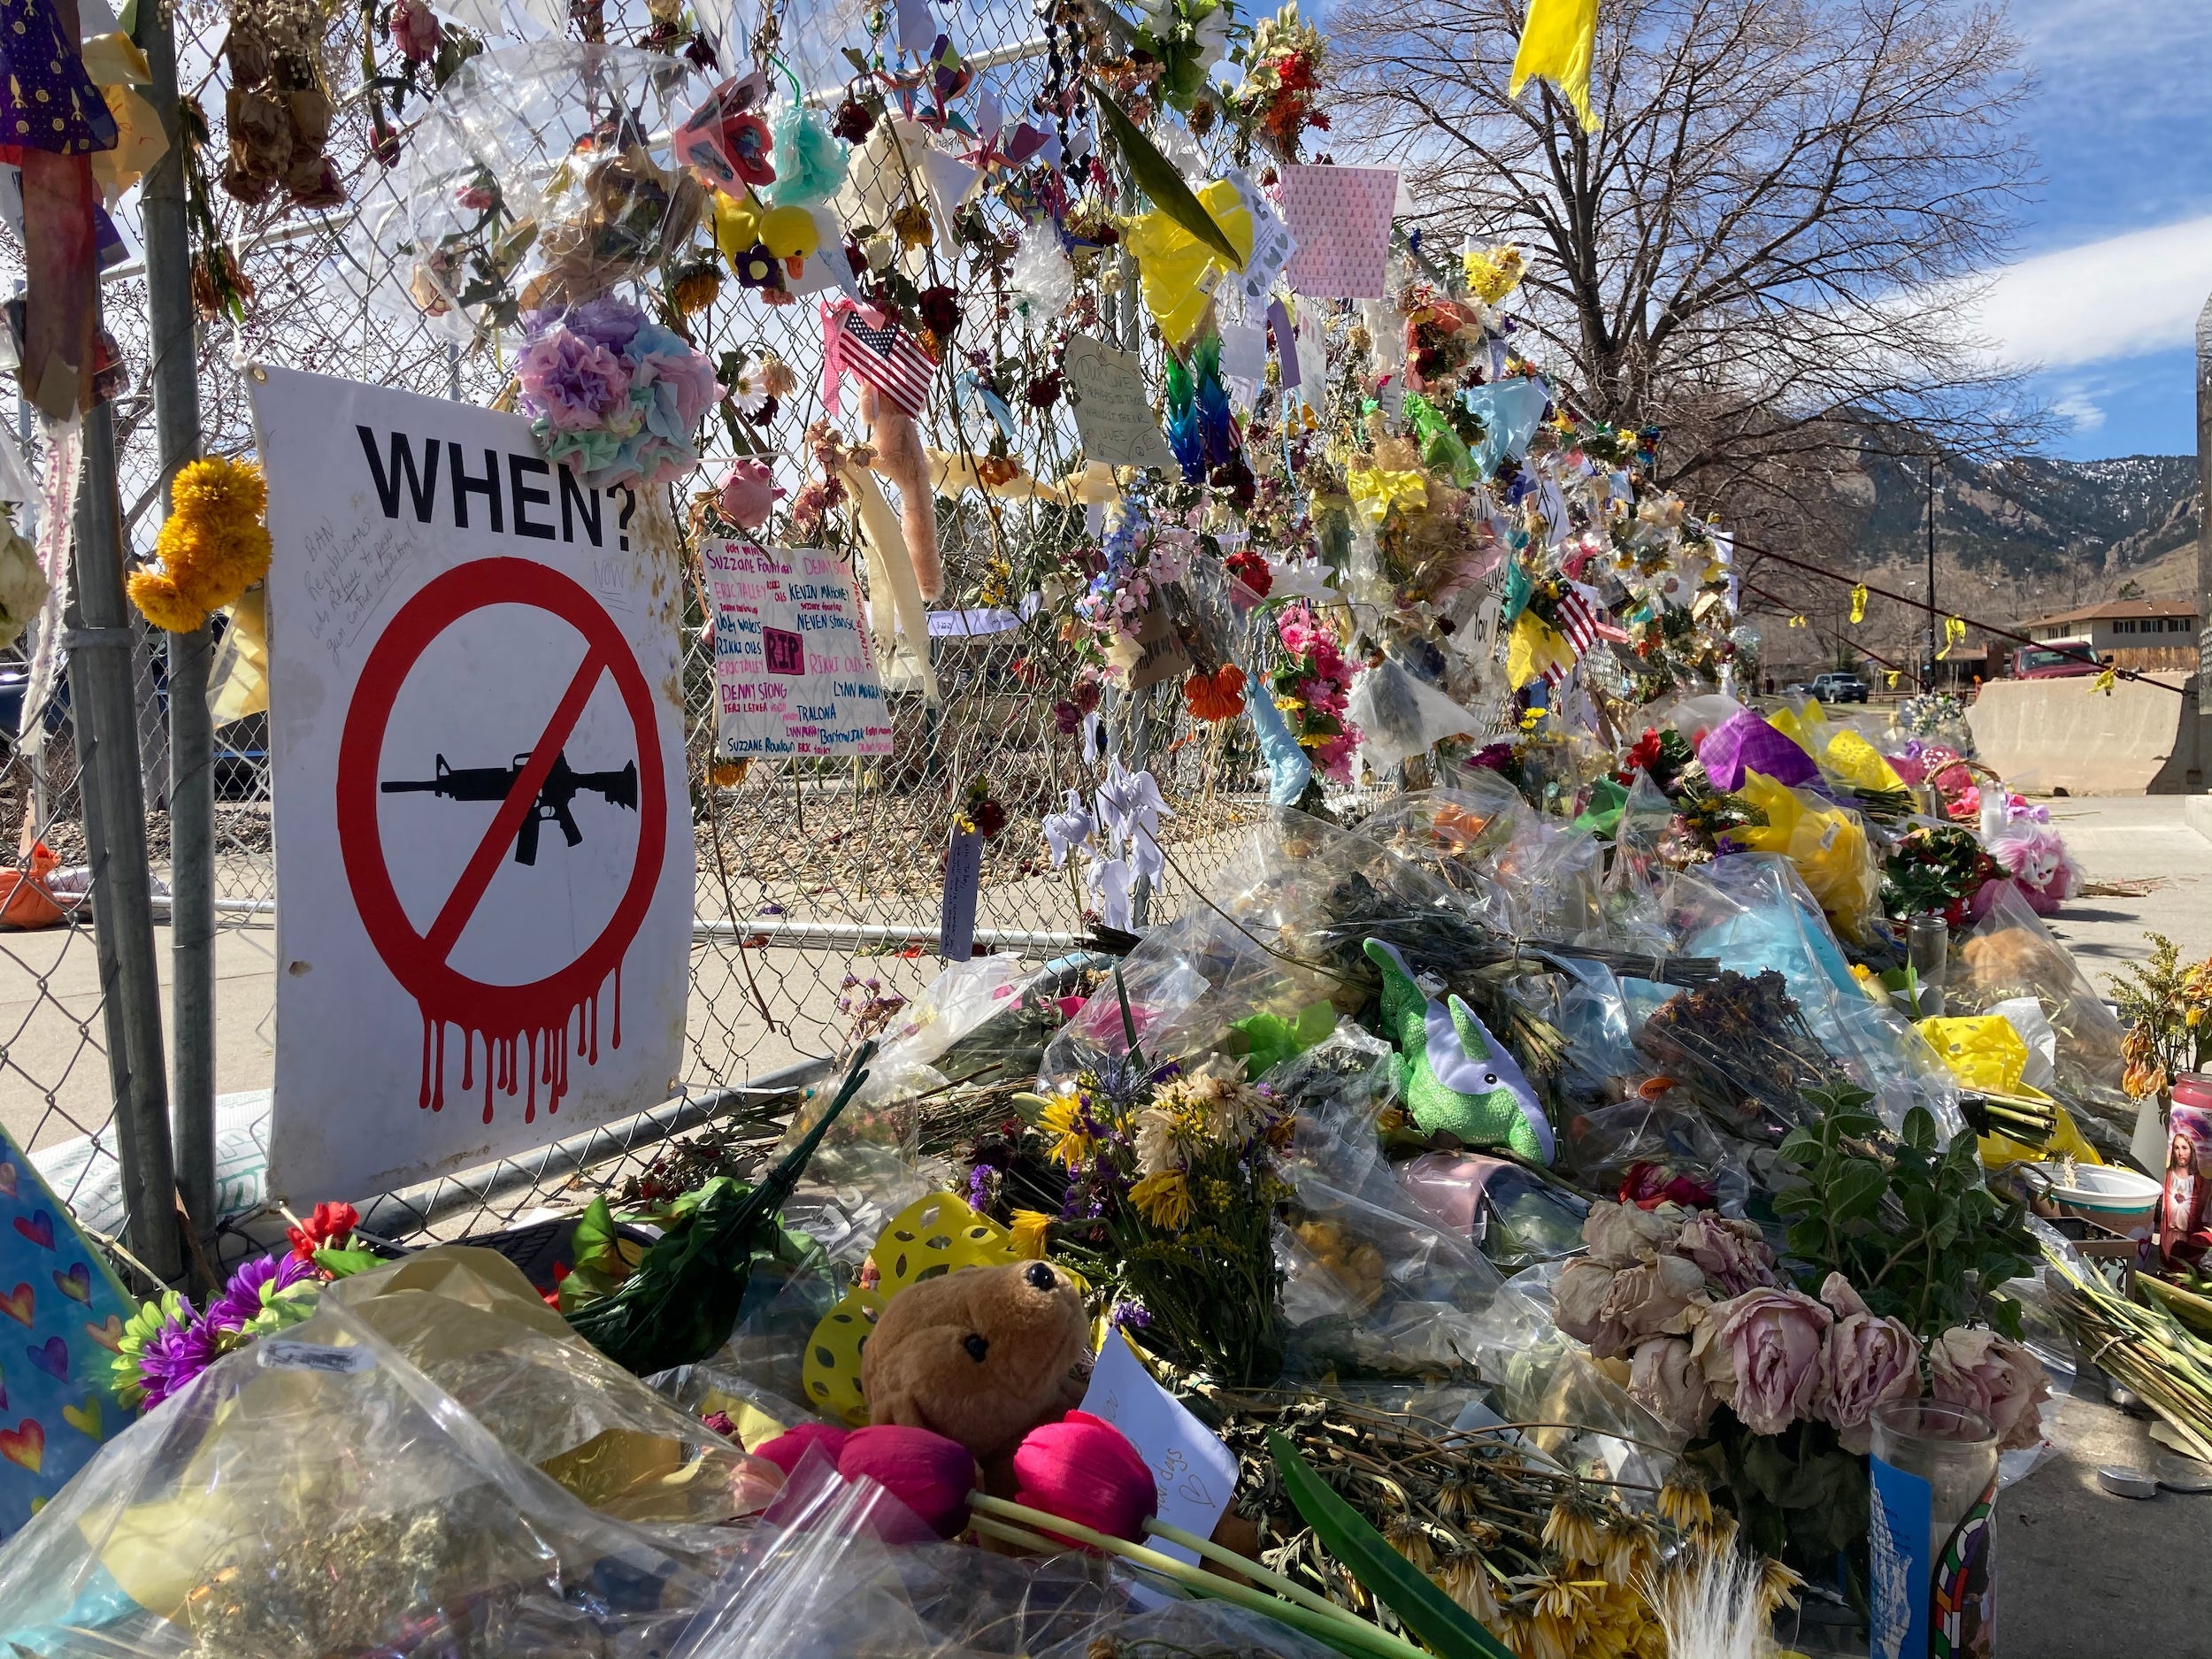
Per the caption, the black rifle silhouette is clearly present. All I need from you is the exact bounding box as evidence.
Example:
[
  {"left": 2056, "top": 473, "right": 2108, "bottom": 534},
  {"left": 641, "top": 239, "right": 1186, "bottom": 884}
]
[{"left": 381, "top": 751, "right": 640, "bottom": 865}]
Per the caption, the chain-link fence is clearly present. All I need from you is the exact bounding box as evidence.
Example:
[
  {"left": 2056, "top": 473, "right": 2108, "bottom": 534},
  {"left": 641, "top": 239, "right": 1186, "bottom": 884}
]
[{"left": 0, "top": 0, "right": 1274, "bottom": 1271}]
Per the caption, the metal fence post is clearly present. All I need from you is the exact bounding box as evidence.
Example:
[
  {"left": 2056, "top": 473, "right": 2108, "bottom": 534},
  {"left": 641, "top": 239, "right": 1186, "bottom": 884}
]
[
  {"left": 134, "top": 0, "right": 214, "bottom": 1230},
  {"left": 71, "top": 360, "right": 182, "bottom": 1283}
]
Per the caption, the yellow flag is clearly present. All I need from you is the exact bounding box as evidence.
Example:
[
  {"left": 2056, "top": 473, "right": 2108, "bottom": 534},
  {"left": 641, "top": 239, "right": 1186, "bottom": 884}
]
[
  {"left": 1506, "top": 611, "right": 1576, "bottom": 689},
  {"left": 1509, "top": 0, "right": 1601, "bottom": 133},
  {"left": 1938, "top": 616, "right": 1966, "bottom": 659},
  {"left": 1886, "top": 670, "right": 1901, "bottom": 687},
  {"left": 1849, "top": 584, "right": 1867, "bottom": 625},
  {"left": 2091, "top": 666, "right": 2116, "bottom": 696},
  {"left": 1787, "top": 614, "right": 1808, "bottom": 629}
]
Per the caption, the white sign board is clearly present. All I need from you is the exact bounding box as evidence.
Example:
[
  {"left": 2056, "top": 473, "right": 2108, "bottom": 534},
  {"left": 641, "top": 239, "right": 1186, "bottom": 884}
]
[
  {"left": 701, "top": 540, "right": 891, "bottom": 757},
  {"left": 255, "top": 368, "right": 693, "bottom": 1201}
]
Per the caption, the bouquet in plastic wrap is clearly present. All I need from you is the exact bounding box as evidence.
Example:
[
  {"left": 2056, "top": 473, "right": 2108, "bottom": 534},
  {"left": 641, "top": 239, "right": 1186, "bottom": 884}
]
[{"left": 0, "top": 1292, "right": 724, "bottom": 1659}]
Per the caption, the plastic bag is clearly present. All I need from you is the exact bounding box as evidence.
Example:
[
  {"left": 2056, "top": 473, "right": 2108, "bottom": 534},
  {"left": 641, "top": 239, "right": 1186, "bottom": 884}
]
[
  {"left": 1361, "top": 787, "right": 1605, "bottom": 942},
  {"left": 1698, "top": 710, "right": 1818, "bottom": 793},
  {"left": 369, "top": 44, "right": 706, "bottom": 328},
  {"left": 327, "top": 1247, "right": 785, "bottom": 1530},
  {"left": 1397, "top": 1153, "right": 1590, "bottom": 1271},
  {"left": 0, "top": 1296, "right": 717, "bottom": 1657},
  {"left": 1724, "top": 771, "right": 1881, "bottom": 942},
  {"left": 1952, "top": 884, "right": 2131, "bottom": 1149},
  {"left": 1346, "top": 657, "right": 1483, "bottom": 772},
  {"left": 1555, "top": 1097, "right": 1758, "bottom": 1218}
]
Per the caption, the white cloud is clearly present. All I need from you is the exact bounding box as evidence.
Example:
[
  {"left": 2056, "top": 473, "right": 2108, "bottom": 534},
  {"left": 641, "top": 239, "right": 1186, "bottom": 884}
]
[
  {"left": 1960, "top": 217, "right": 2212, "bottom": 371},
  {"left": 2050, "top": 392, "right": 2106, "bottom": 433}
]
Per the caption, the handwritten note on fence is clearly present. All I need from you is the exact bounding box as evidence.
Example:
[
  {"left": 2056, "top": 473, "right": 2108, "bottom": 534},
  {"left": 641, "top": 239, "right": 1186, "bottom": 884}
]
[{"left": 703, "top": 541, "right": 891, "bottom": 757}]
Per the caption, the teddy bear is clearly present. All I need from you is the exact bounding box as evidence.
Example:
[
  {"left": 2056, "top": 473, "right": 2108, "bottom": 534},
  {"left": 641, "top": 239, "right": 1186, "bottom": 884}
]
[{"left": 861, "top": 1258, "right": 1093, "bottom": 1485}]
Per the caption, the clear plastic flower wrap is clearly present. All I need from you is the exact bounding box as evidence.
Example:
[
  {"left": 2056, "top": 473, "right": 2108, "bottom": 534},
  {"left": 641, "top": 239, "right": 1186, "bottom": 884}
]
[
  {"left": 0, "top": 1294, "right": 718, "bottom": 1659},
  {"left": 366, "top": 43, "right": 705, "bottom": 332},
  {"left": 1951, "top": 882, "right": 2132, "bottom": 1150},
  {"left": 325, "top": 1247, "right": 785, "bottom": 1532},
  {"left": 1360, "top": 782, "right": 1605, "bottom": 942}
]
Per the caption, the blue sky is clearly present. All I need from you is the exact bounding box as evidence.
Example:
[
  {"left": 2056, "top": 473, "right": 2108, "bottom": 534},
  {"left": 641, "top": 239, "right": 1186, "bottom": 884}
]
[{"left": 1984, "top": 0, "right": 2212, "bottom": 459}]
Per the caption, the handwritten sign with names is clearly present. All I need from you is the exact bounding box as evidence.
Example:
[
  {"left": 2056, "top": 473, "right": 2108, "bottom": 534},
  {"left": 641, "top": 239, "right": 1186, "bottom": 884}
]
[
  {"left": 1063, "top": 336, "right": 1178, "bottom": 471},
  {"left": 1079, "top": 1333, "right": 1238, "bottom": 1568},
  {"left": 703, "top": 541, "right": 891, "bottom": 758}
]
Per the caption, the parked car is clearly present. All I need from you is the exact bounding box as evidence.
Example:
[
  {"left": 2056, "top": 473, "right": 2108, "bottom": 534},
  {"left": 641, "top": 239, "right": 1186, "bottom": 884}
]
[
  {"left": 1809, "top": 671, "right": 1870, "bottom": 703},
  {"left": 2010, "top": 640, "right": 2102, "bottom": 680}
]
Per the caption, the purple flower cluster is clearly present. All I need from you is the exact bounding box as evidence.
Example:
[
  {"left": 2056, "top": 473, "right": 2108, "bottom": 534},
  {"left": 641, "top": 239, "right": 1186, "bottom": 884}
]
[
  {"left": 515, "top": 296, "right": 720, "bottom": 492},
  {"left": 135, "top": 1251, "right": 319, "bottom": 1410}
]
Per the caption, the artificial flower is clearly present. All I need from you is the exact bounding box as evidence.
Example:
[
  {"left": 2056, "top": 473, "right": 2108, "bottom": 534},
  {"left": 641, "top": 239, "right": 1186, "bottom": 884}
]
[{"left": 287, "top": 1200, "right": 360, "bottom": 1260}]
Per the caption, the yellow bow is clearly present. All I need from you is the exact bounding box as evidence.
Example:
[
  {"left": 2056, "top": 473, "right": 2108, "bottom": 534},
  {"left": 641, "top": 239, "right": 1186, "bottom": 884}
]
[{"left": 1345, "top": 462, "right": 1427, "bottom": 526}]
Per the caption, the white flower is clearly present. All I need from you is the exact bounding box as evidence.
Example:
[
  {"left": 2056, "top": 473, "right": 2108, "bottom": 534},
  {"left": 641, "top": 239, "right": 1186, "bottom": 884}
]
[{"left": 727, "top": 357, "right": 769, "bottom": 417}]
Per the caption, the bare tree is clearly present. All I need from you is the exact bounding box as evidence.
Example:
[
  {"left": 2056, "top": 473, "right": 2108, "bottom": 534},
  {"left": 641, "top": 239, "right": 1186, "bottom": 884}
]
[{"left": 1332, "top": 0, "right": 2044, "bottom": 560}]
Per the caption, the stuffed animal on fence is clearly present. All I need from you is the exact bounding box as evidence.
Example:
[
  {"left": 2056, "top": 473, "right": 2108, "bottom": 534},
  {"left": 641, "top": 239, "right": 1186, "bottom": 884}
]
[{"left": 1365, "top": 937, "right": 1554, "bottom": 1164}]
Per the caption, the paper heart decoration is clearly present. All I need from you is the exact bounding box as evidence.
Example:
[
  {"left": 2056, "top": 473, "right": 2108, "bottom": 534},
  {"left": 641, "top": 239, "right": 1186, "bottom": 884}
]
[
  {"left": 25, "top": 1335, "right": 66, "bottom": 1379},
  {"left": 0, "top": 1418, "right": 43, "bottom": 1473},
  {"left": 84, "top": 1315, "right": 124, "bottom": 1352},
  {"left": 13, "top": 1210, "right": 55, "bottom": 1250},
  {"left": 60, "top": 1394, "right": 99, "bottom": 1440},
  {"left": 0, "top": 1161, "right": 17, "bottom": 1197},
  {"left": 0, "top": 1284, "right": 32, "bottom": 1326},
  {"left": 52, "top": 1263, "right": 90, "bottom": 1303}
]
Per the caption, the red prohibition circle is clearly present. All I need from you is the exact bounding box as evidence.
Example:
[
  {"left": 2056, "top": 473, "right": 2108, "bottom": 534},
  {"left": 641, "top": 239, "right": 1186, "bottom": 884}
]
[{"left": 335, "top": 557, "right": 667, "bottom": 1033}]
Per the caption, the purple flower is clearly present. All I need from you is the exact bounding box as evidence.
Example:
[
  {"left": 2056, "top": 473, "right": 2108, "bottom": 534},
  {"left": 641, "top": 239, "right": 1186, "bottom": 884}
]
[
  {"left": 965, "top": 1164, "right": 1001, "bottom": 1210},
  {"left": 138, "top": 1300, "right": 220, "bottom": 1409},
  {"left": 517, "top": 326, "right": 633, "bottom": 433},
  {"left": 207, "top": 1251, "right": 316, "bottom": 1333},
  {"left": 1108, "top": 1300, "right": 1152, "bottom": 1330}
]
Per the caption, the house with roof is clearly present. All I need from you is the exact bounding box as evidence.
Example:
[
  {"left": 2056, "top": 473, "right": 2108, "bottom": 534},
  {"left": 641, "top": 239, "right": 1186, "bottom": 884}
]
[{"left": 2017, "top": 596, "right": 2200, "bottom": 672}]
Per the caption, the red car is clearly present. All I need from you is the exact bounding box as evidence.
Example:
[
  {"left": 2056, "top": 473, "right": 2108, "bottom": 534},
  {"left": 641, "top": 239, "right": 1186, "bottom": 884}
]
[{"left": 2009, "top": 640, "right": 2102, "bottom": 679}]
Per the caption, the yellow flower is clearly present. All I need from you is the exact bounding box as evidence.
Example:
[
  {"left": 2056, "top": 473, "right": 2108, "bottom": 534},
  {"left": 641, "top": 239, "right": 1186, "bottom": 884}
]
[
  {"left": 1542, "top": 1497, "right": 1605, "bottom": 1570},
  {"left": 1009, "top": 1210, "right": 1054, "bottom": 1260},
  {"left": 1038, "top": 1094, "right": 1093, "bottom": 1169},
  {"left": 1655, "top": 1476, "right": 1712, "bottom": 1531},
  {"left": 1128, "top": 1170, "right": 1193, "bottom": 1231},
  {"left": 125, "top": 568, "right": 203, "bottom": 633}
]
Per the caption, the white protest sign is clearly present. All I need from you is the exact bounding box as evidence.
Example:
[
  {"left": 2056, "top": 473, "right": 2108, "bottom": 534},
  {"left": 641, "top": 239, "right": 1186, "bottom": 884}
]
[
  {"left": 256, "top": 368, "right": 693, "bottom": 1202},
  {"left": 1079, "top": 1332, "right": 1238, "bottom": 1565},
  {"left": 702, "top": 541, "right": 891, "bottom": 757}
]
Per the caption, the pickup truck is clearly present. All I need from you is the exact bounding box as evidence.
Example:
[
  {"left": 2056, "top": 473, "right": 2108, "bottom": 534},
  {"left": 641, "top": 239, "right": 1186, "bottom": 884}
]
[{"left": 2009, "top": 641, "right": 2101, "bottom": 680}]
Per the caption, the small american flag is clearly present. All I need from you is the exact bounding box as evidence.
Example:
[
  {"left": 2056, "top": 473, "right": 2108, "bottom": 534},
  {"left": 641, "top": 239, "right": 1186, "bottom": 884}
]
[
  {"left": 1555, "top": 587, "right": 1601, "bottom": 657},
  {"left": 823, "top": 300, "right": 936, "bottom": 420}
]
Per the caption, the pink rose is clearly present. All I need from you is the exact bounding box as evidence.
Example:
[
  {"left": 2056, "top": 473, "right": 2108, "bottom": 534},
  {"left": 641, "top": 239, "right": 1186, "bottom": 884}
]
[
  {"left": 1581, "top": 1199, "right": 1689, "bottom": 1266},
  {"left": 1629, "top": 1335, "right": 1717, "bottom": 1435},
  {"left": 1927, "top": 1327, "right": 2049, "bottom": 1452},
  {"left": 1601, "top": 1254, "right": 1707, "bottom": 1347},
  {"left": 1555, "top": 1254, "right": 1704, "bottom": 1360},
  {"left": 1674, "top": 1212, "right": 1778, "bottom": 1295},
  {"left": 1554, "top": 1257, "right": 1625, "bottom": 1356},
  {"left": 1692, "top": 1286, "right": 1833, "bottom": 1435},
  {"left": 1814, "top": 1273, "right": 1923, "bottom": 1453},
  {"left": 390, "top": 0, "right": 441, "bottom": 63}
]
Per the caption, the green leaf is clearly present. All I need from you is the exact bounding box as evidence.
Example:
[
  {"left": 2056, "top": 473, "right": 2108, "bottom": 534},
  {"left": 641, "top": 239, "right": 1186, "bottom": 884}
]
[
  {"left": 570, "top": 1195, "right": 623, "bottom": 1279},
  {"left": 312, "top": 1246, "right": 381, "bottom": 1279},
  {"left": 1829, "top": 1157, "right": 1888, "bottom": 1225},
  {"left": 1902, "top": 1107, "right": 1938, "bottom": 1152},
  {"left": 1089, "top": 83, "right": 1247, "bottom": 271},
  {"left": 1778, "top": 1127, "right": 1823, "bottom": 1164},
  {"left": 1268, "top": 1432, "right": 1515, "bottom": 1659}
]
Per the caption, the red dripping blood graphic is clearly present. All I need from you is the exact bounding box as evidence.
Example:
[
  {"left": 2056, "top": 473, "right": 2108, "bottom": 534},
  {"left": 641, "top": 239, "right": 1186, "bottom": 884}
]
[{"left": 336, "top": 558, "right": 666, "bottom": 1125}]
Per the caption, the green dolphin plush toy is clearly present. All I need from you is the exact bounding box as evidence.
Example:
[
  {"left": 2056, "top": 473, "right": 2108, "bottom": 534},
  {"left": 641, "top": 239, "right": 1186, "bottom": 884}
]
[{"left": 1364, "top": 938, "right": 1554, "bottom": 1164}]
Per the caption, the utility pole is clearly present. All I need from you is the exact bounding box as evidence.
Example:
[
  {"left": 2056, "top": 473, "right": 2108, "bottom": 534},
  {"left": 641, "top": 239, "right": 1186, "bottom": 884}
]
[
  {"left": 136, "top": 0, "right": 215, "bottom": 1232},
  {"left": 1924, "top": 457, "right": 1939, "bottom": 691}
]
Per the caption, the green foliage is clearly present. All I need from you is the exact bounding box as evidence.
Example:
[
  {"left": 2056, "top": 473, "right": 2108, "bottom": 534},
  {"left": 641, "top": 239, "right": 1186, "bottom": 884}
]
[
  {"left": 1770, "top": 1084, "right": 2037, "bottom": 1342},
  {"left": 1088, "top": 84, "right": 1248, "bottom": 270}
]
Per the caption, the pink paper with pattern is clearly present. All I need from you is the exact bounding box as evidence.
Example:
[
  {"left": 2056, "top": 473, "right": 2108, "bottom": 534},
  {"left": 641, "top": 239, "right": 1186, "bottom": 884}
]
[{"left": 1280, "top": 165, "right": 1399, "bottom": 298}]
